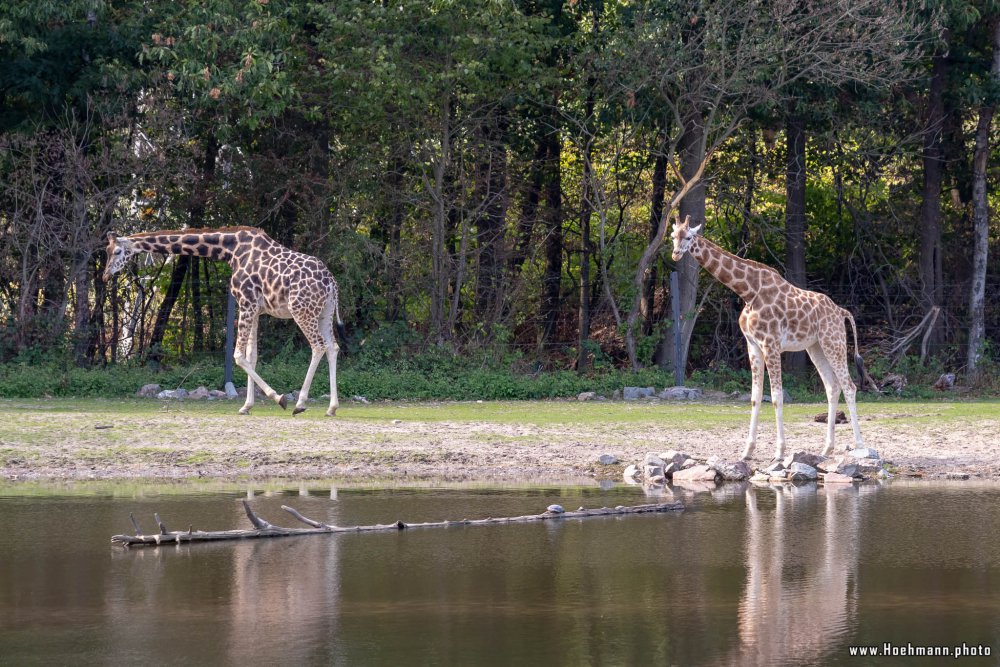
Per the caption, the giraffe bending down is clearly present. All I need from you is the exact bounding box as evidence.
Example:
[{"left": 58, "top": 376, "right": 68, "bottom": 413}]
[
  {"left": 670, "top": 216, "right": 866, "bottom": 461},
  {"left": 104, "top": 226, "right": 345, "bottom": 416}
]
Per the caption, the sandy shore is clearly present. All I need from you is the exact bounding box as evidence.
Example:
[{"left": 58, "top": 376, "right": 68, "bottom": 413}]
[{"left": 1, "top": 399, "right": 998, "bottom": 483}]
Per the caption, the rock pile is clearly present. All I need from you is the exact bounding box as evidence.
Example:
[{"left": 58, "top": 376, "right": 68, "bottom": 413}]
[
  {"left": 136, "top": 384, "right": 240, "bottom": 401},
  {"left": 622, "top": 447, "right": 890, "bottom": 487}
]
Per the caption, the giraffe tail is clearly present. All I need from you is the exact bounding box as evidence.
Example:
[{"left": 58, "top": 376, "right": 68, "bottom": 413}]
[
  {"left": 334, "top": 303, "right": 348, "bottom": 353},
  {"left": 843, "top": 308, "right": 868, "bottom": 391}
]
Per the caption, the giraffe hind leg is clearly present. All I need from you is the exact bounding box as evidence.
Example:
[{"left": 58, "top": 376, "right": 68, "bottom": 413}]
[
  {"left": 807, "top": 343, "right": 840, "bottom": 456},
  {"left": 820, "top": 336, "right": 865, "bottom": 450},
  {"left": 292, "top": 304, "right": 331, "bottom": 416}
]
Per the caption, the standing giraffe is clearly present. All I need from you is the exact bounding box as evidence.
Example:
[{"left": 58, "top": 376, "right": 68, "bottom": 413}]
[
  {"left": 670, "top": 216, "right": 865, "bottom": 461},
  {"left": 103, "top": 226, "right": 345, "bottom": 416}
]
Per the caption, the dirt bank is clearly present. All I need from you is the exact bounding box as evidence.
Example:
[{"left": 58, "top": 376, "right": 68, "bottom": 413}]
[{"left": 1, "top": 399, "right": 997, "bottom": 482}]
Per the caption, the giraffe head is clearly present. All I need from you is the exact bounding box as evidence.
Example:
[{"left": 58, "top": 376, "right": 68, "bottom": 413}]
[
  {"left": 670, "top": 215, "right": 703, "bottom": 261},
  {"left": 102, "top": 232, "right": 139, "bottom": 282}
]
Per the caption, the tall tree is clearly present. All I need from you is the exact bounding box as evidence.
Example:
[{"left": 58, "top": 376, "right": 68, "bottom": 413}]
[{"left": 967, "top": 16, "right": 1000, "bottom": 380}]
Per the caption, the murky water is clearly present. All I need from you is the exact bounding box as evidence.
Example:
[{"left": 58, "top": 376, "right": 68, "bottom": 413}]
[{"left": 1, "top": 481, "right": 999, "bottom": 666}]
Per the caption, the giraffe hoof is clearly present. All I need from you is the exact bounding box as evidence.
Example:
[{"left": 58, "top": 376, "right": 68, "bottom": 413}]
[
  {"left": 276, "top": 394, "right": 287, "bottom": 410},
  {"left": 293, "top": 406, "right": 307, "bottom": 415},
  {"left": 238, "top": 408, "right": 251, "bottom": 416},
  {"left": 326, "top": 408, "right": 337, "bottom": 417}
]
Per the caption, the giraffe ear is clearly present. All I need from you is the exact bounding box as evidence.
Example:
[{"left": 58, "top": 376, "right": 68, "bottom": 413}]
[
  {"left": 107, "top": 231, "right": 117, "bottom": 242},
  {"left": 689, "top": 224, "right": 703, "bottom": 236}
]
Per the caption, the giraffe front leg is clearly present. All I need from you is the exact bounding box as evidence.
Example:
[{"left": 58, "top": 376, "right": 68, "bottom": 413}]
[
  {"left": 742, "top": 342, "right": 765, "bottom": 460},
  {"left": 234, "top": 313, "right": 258, "bottom": 415},
  {"left": 233, "top": 309, "right": 285, "bottom": 412},
  {"left": 325, "top": 339, "right": 340, "bottom": 416},
  {"left": 762, "top": 346, "right": 786, "bottom": 461}
]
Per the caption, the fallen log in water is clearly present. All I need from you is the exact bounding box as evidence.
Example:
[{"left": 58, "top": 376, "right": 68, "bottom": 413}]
[{"left": 110, "top": 499, "right": 684, "bottom": 548}]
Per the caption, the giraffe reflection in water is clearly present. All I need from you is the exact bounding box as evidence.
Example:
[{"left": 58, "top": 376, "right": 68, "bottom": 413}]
[{"left": 726, "top": 482, "right": 881, "bottom": 666}]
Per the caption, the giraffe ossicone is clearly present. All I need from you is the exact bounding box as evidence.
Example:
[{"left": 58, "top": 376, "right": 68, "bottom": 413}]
[
  {"left": 104, "top": 226, "right": 344, "bottom": 417},
  {"left": 670, "top": 215, "right": 866, "bottom": 461}
]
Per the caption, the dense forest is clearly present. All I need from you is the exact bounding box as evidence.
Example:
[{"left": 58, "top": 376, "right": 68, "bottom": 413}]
[{"left": 1, "top": 0, "right": 999, "bottom": 395}]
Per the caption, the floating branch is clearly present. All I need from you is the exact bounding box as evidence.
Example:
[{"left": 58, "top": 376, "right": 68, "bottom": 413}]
[{"left": 111, "top": 499, "right": 684, "bottom": 548}]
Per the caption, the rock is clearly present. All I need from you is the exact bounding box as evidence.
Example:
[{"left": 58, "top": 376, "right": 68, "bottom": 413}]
[
  {"left": 823, "top": 472, "right": 856, "bottom": 484},
  {"left": 671, "top": 464, "right": 719, "bottom": 482},
  {"left": 546, "top": 504, "right": 565, "bottom": 514},
  {"left": 611, "top": 389, "right": 622, "bottom": 400},
  {"left": 623, "top": 464, "right": 640, "bottom": 482},
  {"left": 648, "top": 475, "right": 666, "bottom": 484},
  {"left": 208, "top": 389, "right": 227, "bottom": 399},
  {"left": 156, "top": 388, "right": 187, "bottom": 400},
  {"left": 577, "top": 391, "right": 598, "bottom": 401},
  {"left": 224, "top": 381, "right": 238, "bottom": 399},
  {"left": 814, "top": 410, "right": 847, "bottom": 424},
  {"left": 738, "top": 389, "right": 793, "bottom": 404},
  {"left": 750, "top": 471, "right": 771, "bottom": 482},
  {"left": 644, "top": 464, "right": 664, "bottom": 480},
  {"left": 855, "top": 458, "right": 884, "bottom": 475},
  {"left": 783, "top": 451, "right": 827, "bottom": 469},
  {"left": 817, "top": 456, "right": 858, "bottom": 477},
  {"left": 623, "top": 386, "right": 655, "bottom": 400},
  {"left": 945, "top": 471, "right": 970, "bottom": 480},
  {"left": 681, "top": 458, "right": 698, "bottom": 470},
  {"left": 136, "top": 383, "right": 162, "bottom": 398},
  {"left": 881, "top": 373, "right": 907, "bottom": 393},
  {"left": 765, "top": 461, "right": 785, "bottom": 474},
  {"left": 768, "top": 471, "right": 788, "bottom": 482},
  {"left": 657, "top": 386, "right": 703, "bottom": 400},
  {"left": 658, "top": 450, "right": 688, "bottom": 468},
  {"left": 645, "top": 453, "right": 666, "bottom": 467},
  {"left": 788, "top": 462, "right": 818, "bottom": 480},
  {"left": 351, "top": 395, "right": 370, "bottom": 404},
  {"left": 712, "top": 460, "right": 751, "bottom": 481},
  {"left": 848, "top": 447, "right": 880, "bottom": 460},
  {"left": 597, "top": 454, "right": 619, "bottom": 465},
  {"left": 933, "top": 373, "right": 956, "bottom": 391},
  {"left": 188, "top": 386, "right": 210, "bottom": 400}
]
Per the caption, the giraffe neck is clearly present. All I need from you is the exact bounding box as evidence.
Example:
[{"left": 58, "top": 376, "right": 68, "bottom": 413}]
[
  {"left": 689, "top": 236, "right": 782, "bottom": 302},
  {"left": 127, "top": 227, "right": 267, "bottom": 265}
]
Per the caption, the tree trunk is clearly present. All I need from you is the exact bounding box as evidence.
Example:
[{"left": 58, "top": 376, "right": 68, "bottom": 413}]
[
  {"left": 384, "top": 159, "right": 406, "bottom": 322},
  {"left": 918, "top": 43, "right": 950, "bottom": 353},
  {"left": 785, "top": 113, "right": 808, "bottom": 373},
  {"left": 645, "top": 140, "right": 669, "bottom": 340},
  {"left": 577, "top": 120, "right": 594, "bottom": 371},
  {"left": 474, "top": 119, "right": 509, "bottom": 330},
  {"left": 653, "top": 114, "right": 705, "bottom": 376},
  {"left": 967, "top": 19, "right": 1000, "bottom": 381},
  {"left": 147, "top": 133, "right": 218, "bottom": 363},
  {"left": 540, "top": 129, "right": 563, "bottom": 350},
  {"left": 430, "top": 94, "right": 452, "bottom": 345}
]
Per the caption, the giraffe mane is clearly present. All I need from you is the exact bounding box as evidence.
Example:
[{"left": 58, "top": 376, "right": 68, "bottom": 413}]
[
  {"left": 128, "top": 225, "right": 266, "bottom": 238},
  {"left": 699, "top": 236, "right": 783, "bottom": 279}
]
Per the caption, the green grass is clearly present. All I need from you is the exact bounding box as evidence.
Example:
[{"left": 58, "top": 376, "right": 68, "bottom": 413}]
[{"left": 1, "top": 396, "right": 997, "bottom": 429}]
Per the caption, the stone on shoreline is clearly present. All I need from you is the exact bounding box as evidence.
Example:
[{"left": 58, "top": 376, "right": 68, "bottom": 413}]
[
  {"left": 823, "top": 472, "right": 856, "bottom": 484},
  {"left": 671, "top": 464, "right": 720, "bottom": 482},
  {"left": 623, "top": 386, "right": 655, "bottom": 400},
  {"left": 136, "top": 383, "right": 161, "bottom": 398}
]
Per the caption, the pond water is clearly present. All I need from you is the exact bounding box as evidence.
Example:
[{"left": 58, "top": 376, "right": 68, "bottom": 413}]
[{"left": 1, "top": 480, "right": 999, "bottom": 666}]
